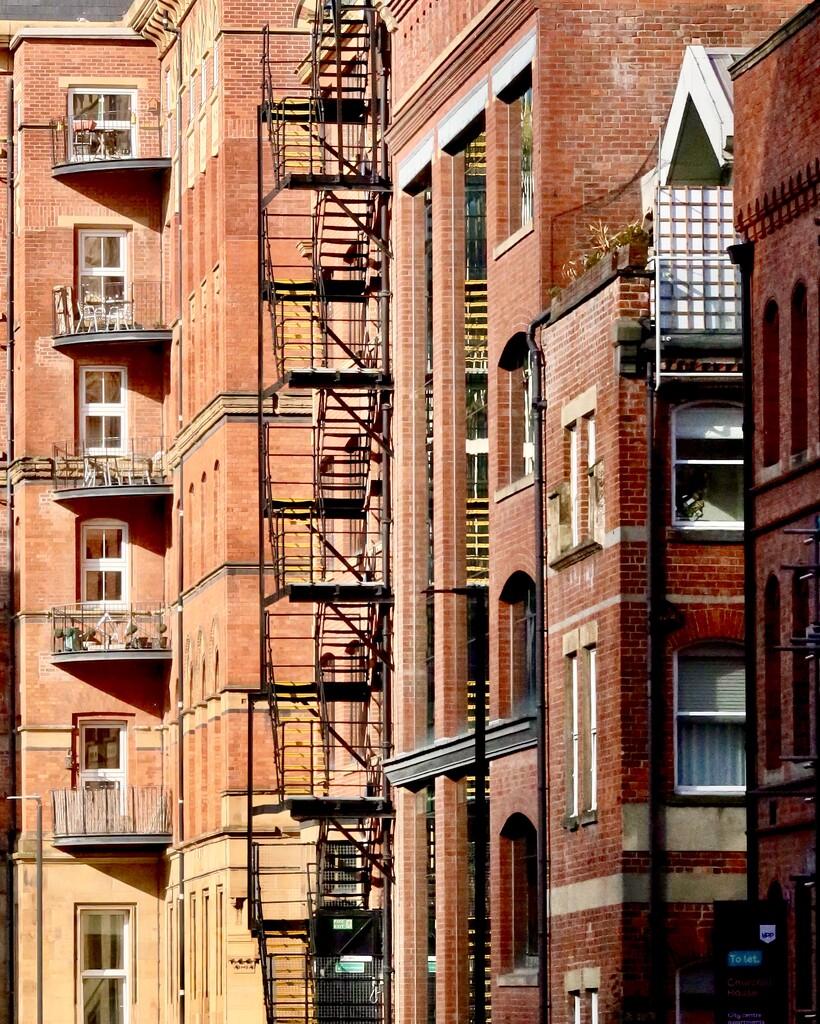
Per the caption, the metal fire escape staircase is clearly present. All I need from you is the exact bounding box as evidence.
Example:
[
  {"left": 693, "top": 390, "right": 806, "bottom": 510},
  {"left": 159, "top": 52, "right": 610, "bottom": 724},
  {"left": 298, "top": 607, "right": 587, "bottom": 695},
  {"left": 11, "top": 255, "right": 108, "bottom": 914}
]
[{"left": 254, "top": 6, "right": 393, "bottom": 1024}]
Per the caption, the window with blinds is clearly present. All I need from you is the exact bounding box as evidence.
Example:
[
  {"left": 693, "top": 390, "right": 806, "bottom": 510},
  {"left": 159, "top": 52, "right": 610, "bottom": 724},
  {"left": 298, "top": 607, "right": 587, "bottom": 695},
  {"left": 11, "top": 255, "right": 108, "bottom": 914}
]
[{"left": 676, "top": 643, "right": 745, "bottom": 792}]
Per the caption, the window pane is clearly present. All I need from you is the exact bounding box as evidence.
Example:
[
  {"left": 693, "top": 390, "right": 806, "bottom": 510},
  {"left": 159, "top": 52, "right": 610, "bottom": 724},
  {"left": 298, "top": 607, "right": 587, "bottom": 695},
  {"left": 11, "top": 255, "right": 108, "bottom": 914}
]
[
  {"left": 83, "top": 977, "right": 125, "bottom": 1024},
  {"left": 83, "top": 728, "right": 122, "bottom": 770},
  {"left": 677, "top": 436, "right": 743, "bottom": 461},
  {"left": 102, "top": 529, "right": 123, "bottom": 559},
  {"left": 675, "top": 465, "right": 743, "bottom": 523},
  {"left": 84, "top": 372, "right": 103, "bottom": 404},
  {"left": 103, "top": 572, "right": 123, "bottom": 601},
  {"left": 103, "top": 417, "right": 122, "bottom": 450},
  {"left": 103, "top": 94, "right": 132, "bottom": 121},
  {"left": 677, "top": 720, "right": 745, "bottom": 788},
  {"left": 80, "top": 277, "right": 103, "bottom": 304},
  {"left": 83, "top": 236, "right": 102, "bottom": 269},
  {"left": 73, "top": 93, "right": 100, "bottom": 119},
  {"left": 103, "top": 277, "right": 126, "bottom": 302},
  {"left": 85, "top": 417, "right": 104, "bottom": 449},
  {"left": 102, "top": 371, "right": 122, "bottom": 404},
  {"left": 677, "top": 406, "right": 742, "bottom": 440},
  {"left": 82, "top": 911, "right": 126, "bottom": 970},
  {"left": 102, "top": 237, "right": 122, "bottom": 269},
  {"left": 85, "top": 530, "right": 104, "bottom": 560},
  {"left": 85, "top": 571, "right": 103, "bottom": 601},
  {"left": 678, "top": 654, "right": 744, "bottom": 712}
]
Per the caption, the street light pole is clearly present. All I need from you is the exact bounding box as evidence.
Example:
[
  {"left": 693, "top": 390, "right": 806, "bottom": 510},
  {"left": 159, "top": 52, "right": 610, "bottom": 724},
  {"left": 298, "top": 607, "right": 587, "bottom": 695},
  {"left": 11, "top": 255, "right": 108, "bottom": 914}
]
[{"left": 8, "top": 794, "right": 42, "bottom": 1024}]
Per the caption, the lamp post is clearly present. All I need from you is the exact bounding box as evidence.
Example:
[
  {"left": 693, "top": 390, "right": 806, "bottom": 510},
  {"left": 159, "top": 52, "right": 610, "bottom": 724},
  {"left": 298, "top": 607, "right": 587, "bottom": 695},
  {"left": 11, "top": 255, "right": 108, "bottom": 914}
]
[{"left": 8, "top": 794, "right": 42, "bottom": 1024}]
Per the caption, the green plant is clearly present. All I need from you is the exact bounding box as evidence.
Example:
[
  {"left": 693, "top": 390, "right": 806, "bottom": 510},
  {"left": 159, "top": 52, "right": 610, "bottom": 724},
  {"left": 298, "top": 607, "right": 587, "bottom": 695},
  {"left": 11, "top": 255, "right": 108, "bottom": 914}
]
[
  {"left": 125, "top": 621, "right": 138, "bottom": 636},
  {"left": 157, "top": 622, "right": 168, "bottom": 634},
  {"left": 562, "top": 220, "right": 649, "bottom": 282},
  {"left": 53, "top": 628, "right": 65, "bottom": 640}
]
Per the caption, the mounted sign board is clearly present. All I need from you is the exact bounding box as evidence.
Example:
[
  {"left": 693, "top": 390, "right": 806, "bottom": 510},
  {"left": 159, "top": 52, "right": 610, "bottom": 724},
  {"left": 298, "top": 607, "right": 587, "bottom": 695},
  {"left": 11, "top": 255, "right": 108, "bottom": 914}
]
[{"left": 714, "top": 900, "right": 787, "bottom": 1024}]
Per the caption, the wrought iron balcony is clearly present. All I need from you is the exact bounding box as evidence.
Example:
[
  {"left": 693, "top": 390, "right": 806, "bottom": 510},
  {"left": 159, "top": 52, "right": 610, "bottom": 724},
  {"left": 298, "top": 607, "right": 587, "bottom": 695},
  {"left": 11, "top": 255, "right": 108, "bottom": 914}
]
[
  {"left": 52, "top": 438, "right": 170, "bottom": 501},
  {"left": 52, "top": 282, "right": 170, "bottom": 346},
  {"left": 51, "top": 786, "right": 172, "bottom": 848},
  {"left": 51, "top": 603, "right": 170, "bottom": 662},
  {"left": 51, "top": 109, "right": 170, "bottom": 177}
]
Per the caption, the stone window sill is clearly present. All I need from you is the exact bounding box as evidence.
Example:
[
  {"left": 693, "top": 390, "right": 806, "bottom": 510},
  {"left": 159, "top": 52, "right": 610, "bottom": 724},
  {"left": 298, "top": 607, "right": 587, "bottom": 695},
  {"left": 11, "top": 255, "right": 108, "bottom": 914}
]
[
  {"left": 492, "top": 221, "right": 534, "bottom": 261},
  {"left": 495, "top": 474, "right": 534, "bottom": 503},
  {"left": 497, "top": 968, "right": 538, "bottom": 988},
  {"left": 549, "top": 538, "right": 602, "bottom": 571}
]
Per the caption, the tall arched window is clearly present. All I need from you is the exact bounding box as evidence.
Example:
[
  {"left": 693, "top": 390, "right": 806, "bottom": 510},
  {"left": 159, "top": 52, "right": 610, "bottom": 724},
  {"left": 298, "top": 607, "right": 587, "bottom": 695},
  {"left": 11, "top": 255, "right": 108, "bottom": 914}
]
[
  {"left": 500, "top": 813, "right": 538, "bottom": 968},
  {"left": 791, "top": 284, "right": 808, "bottom": 455},
  {"left": 792, "top": 572, "right": 811, "bottom": 757},
  {"left": 498, "top": 333, "right": 534, "bottom": 486},
  {"left": 676, "top": 642, "right": 745, "bottom": 792},
  {"left": 762, "top": 301, "right": 780, "bottom": 467},
  {"left": 499, "top": 572, "right": 537, "bottom": 715},
  {"left": 763, "top": 575, "right": 781, "bottom": 770}
]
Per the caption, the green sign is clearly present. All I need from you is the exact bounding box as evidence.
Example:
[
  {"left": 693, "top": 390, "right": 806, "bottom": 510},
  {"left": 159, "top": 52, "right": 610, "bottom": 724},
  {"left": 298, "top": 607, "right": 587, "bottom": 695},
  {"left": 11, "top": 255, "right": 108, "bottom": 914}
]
[{"left": 332, "top": 918, "right": 354, "bottom": 931}]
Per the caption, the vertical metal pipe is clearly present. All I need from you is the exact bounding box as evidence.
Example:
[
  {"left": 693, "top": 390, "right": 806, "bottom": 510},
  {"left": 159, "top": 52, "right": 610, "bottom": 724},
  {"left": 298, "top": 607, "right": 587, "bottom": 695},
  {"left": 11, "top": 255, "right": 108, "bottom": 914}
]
[
  {"left": 5, "top": 74, "right": 17, "bottom": 1024},
  {"left": 34, "top": 796, "right": 42, "bottom": 1024},
  {"left": 729, "top": 241, "right": 757, "bottom": 903},
  {"left": 251, "top": 95, "right": 264, "bottom": 914},
  {"left": 526, "top": 307, "right": 552, "bottom": 1024}
]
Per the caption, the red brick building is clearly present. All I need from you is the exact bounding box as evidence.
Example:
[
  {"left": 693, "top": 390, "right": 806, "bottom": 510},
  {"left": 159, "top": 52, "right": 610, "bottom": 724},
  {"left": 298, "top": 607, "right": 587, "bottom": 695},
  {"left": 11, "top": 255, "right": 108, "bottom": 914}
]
[
  {"left": 733, "top": 3, "right": 820, "bottom": 1017},
  {"left": 384, "top": 4, "right": 795, "bottom": 1024},
  {"left": 0, "top": 2, "right": 812, "bottom": 1024}
]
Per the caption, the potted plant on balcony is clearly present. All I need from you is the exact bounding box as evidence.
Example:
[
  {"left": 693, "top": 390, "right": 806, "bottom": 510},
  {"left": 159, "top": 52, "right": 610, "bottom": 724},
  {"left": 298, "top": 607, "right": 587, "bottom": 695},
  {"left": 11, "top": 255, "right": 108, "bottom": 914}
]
[
  {"left": 81, "top": 627, "right": 100, "bottom": 649},
  {"left": 63, "top": 626, "right": 81, "bottom": 652},
  {"left": 125, "top": 620, "right": 139, "bottom": 649},
  {"left": 155, "top": 622, "right": 168, "bottom": 650}
]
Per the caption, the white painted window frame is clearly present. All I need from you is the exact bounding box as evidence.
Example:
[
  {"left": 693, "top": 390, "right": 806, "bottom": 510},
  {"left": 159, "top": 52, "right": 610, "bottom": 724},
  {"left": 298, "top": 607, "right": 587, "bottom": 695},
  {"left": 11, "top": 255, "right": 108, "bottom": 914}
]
[
  {"left": 79, "top": 720, "right": 127, "bottom": 793},
  {"left": 80, "top": 366, "right": 127, "bottom": 456},
  {"left": 68, "top": 88, "right": 137, "bottom": 160},
  {"left": 81, "top": 519, "right": 129, "bottom": 607},
  {"left": 77, "top": 905, "right": 132, "bottom": 1024}
]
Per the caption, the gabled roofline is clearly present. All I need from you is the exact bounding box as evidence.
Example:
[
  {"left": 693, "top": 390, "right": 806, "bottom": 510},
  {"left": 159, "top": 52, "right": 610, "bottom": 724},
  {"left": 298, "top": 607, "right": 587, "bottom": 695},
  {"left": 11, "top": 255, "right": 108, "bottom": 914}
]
[
  {"left": 9, "top": 25, "right": 141, "bottom": 52},
  {"left": 660, "top": 45, "right": 736, "bottom": 185}
]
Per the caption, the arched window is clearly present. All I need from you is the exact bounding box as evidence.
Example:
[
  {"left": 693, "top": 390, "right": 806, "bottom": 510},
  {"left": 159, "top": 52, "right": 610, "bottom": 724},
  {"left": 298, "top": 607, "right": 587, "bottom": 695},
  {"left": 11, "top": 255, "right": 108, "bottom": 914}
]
[
  {"left": 763, "top": 575, "right": 781, "bottom": 770},
  {"left": 498, "top": 333, "right": 534, "bottom": 486},
  {"left": 672, "top": 404, "right": 743, "bottom": 528},
  {"left": 677, "top": 961, "right": 714, "bottom": 1024},
  {"left": 792, "top": 572, "right": 811, "bottom": 757},
  {"left": 791, "top": 284, "right": 808, "bottom": 455},
  {"left": 762, "top": 301, "right": 780, "bottom": 467},
  {"left": 499, "top": 572, "right": 537, "bottom": 715},
  {"left": 676, "top": 642, "right": 745, "bottom": 792},
  {"left": 500, "top": 814, "right": 538, "bottom": 968}
]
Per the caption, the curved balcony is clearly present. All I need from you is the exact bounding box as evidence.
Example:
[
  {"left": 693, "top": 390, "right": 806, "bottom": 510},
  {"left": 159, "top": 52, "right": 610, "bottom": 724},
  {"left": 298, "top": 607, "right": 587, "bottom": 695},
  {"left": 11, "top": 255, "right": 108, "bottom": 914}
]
[
  {"left": 51, "top": 603, "right": 170, "bottom": 663},
  {"left": 52, "top": 438, "right": 171, "bottom": 504},
  {"left": 52, "top": 786, "right": 172, "bottom": 849},
  {"left": 52, "top": 283, "right": 172, "bottom": 349},
  {"left": 51, "top": 113, "right": 171, "bottom": 179}
]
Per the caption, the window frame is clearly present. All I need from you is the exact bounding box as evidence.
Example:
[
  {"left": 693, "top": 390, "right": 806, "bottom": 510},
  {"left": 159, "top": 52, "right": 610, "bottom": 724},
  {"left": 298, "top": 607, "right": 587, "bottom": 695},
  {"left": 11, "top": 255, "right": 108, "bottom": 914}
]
[
  {"left": 674, "top": 642, "right": 746, "bottom": 794},
  {"left": 81, "top": 519, "right": 129, "bottom": 607},
  {"left": 672, "top": 402, "right": 744, "bottom": 531},
  {"left": 77, "top": 230, "right": 128, "bottom": 311},
  {"left": 497, "top": 70, "right": 534, "bottom": 238},
  {"left": 78, "top": 720, "right": 127, "bottom": 793},
  {"left": 588, "top": 646, "right": 597, "bottom": 813},
  {"left": 77, "top": 905, "right": 133, "bottom": 1024},
  {"left": 80, "top": 366, "right": 127, "bottom": 456},
  {"left": 68, "top": 88, "right": 137, "bottom": 162}
]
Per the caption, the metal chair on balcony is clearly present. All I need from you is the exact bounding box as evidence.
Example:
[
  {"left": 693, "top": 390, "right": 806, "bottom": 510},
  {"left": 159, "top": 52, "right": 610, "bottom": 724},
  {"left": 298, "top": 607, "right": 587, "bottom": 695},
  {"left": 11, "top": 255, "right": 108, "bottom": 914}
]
[
  {"left": 79, "top": 304, "right": 104, "bottom": 333},
  {"left": 105, "top": 301, "right": 133, "bottom": 331}
]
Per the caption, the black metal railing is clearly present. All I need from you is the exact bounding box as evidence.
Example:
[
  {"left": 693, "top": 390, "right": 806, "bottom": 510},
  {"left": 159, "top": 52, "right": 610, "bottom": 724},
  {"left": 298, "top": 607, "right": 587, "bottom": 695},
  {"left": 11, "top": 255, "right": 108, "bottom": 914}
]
[
  {"left": 51, "top": 602, "right": 169, "bottom": 655},
  {"left": 52, "top": 281, "right": 168, "bottom": 337},
  {"left": 52, "top": 785, "right": 171, "bottom": 838},
  {"left": 51, "top": 109, "right": 164, "bottom": 167},
  {"left": 53, "top": 438, "right": 168, "bottom": 491}
]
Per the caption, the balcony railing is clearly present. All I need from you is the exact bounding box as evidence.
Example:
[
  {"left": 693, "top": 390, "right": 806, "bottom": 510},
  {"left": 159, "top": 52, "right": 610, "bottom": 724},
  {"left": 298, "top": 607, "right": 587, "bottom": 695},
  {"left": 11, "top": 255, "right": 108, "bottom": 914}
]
[
  {"left": 53, "top": 438, "right": 169, "bottom": 492},
  {"left": 52, "top": 786, "right": 171, "bottom": 843},
  {"left": 51, "top": 602, "right": 169, "bottom": 656},
  {"left": 51, "top": 110, "right": 164, "bottom": 167},
  {"left": 52, "top": 282, "right": 168, "bottom": 338}
]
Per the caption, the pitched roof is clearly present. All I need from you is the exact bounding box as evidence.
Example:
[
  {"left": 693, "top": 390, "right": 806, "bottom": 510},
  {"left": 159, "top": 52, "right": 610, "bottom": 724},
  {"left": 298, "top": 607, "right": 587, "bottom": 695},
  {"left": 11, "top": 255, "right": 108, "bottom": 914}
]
[{"left": 660, "top": 46, "right": 746, "bottom": 185}]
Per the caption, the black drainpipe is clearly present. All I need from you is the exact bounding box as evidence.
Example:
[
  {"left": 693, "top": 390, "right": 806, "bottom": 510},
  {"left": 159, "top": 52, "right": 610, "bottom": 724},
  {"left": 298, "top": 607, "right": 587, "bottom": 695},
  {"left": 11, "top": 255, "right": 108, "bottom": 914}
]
[
  {"left": 728, "top": 240, "right": 757, "bottom": 902},
  {"left": 526, "top": 306, "right": 552, "bottom": 1024},
  {"left": 5, "top": 73, "right": 17, "bottom": 1024}
]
